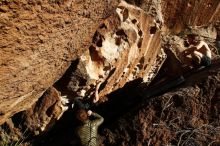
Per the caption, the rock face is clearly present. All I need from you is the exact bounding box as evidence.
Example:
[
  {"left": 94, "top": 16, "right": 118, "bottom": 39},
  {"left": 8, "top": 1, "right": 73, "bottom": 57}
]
[
  {"left": 161, "top": 0, "right": 220, "bottom": 28},
  {"left": 67, "top": 1, "right": 166, "bottom": 102},
  {"left": 126, "top": 0, "right": 220, "bottom": 33},
  {"left": 0, "top": 0, "right": 119, "bottom": 124},
  {"left": 0, "top": 87, "right": 69, "bottom": 145},
  {"left": 21, "top": 87, "right": 69, "bottom": 135},
  {"left": 0, "top": 0, "right": 220, "bottom": 144}
]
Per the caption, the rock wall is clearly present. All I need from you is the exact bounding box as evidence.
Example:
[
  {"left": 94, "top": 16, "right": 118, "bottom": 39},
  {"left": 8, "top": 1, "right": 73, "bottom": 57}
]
[
  {"left": 21, "top": 87, "right": 69, "bottom": 135},
  {"left": 0, "top": 0, "right": 219, "bottom": 135},
  {"left": 161, "top": 0, "right": 220, "bottom": 28},
  {"left": 67, "top": 1, "right": 166, "bottom": 102},
  {"left": 126, "top": 0, "right": 220, "bottom": 33},
  {"left": 0, "top": 0, "right": 119, "bottom": 124}
]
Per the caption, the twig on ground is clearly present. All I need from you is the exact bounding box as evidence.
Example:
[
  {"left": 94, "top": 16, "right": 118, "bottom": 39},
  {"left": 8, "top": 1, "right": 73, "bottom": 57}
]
[
  {"left": 177, "top": 130, "right": 191, "bottom": 146},
  {"left": 147, "top": 139, "right": 152, "bottom": 146},
  {"left": 177, "top": 124, "right": 220, "bottom": 146},
  {"left": 159, "top": 96, "right": 173, "bottom": 122}
]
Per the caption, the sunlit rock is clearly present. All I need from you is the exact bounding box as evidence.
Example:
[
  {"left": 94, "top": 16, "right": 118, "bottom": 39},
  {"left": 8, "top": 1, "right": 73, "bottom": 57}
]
[{"left": 68, "top": 1, "right": 166, "bottom": 101}]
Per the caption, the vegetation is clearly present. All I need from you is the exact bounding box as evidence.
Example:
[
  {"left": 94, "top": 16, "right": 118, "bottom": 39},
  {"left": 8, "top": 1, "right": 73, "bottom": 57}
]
[{"left": 0, "top": 127, "right": 28, "bottom": 146}]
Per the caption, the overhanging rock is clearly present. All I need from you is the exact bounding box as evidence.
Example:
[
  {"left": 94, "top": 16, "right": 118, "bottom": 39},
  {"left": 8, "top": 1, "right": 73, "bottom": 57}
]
[
  {"left": 0, "top": 0, "right": 119, "bottom": 125},
  {"left": 68, "top": 1, "right": 167, "bottom": 101}
]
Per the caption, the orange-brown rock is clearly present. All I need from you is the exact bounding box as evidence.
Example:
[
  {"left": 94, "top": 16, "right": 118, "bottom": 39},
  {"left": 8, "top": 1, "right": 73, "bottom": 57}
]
[
  {"left": 66, "top": 1, "right": 166, "bottom": 102},
  {"left": 0, "top": 0, "right": 220, "bottom": 130},
  {"left": 161, "top": 0, "right": 220, "bottom": 29},
  {"left": 0, "top": 0, "right": 119, "bottom": 124},
  {"left": 0, "top": 0, "right": 220, "bottom": 145},
  {"left": 21, "top": 87, "right": 69, "bottom": 135},
  {"left": 126, "top": 0, "right": 220, "bottom": 33}
]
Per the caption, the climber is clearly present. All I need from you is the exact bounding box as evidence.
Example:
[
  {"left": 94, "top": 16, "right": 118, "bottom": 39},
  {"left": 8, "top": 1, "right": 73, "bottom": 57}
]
[
  {"left": 182, "top": 34, "right": 212, "bottom": 68},
  {"left": 76, "top": 109, "right": 104, "bottom": 146}
]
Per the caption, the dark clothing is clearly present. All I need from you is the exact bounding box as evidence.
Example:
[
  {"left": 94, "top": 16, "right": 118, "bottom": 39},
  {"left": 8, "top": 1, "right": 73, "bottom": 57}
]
[
  {"left": 77, "top": 113, "right": 104, "bottom": 146},
  {"left": 200, "top": 55, "right": 211, "bottom": 67},
  {"left": 72, "top": 98, "right": 90, "bottom": 110}
]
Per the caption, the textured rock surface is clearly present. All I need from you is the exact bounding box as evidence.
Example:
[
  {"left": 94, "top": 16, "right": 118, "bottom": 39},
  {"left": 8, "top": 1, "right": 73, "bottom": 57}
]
[
  {"left": 21, "top": 87, "right": 69, "bottom": 135},
  {"left": 161, "top": 0, "right": 220, "bottom": 28},
  {"left": 67, "top": 1, "right": 166, "bottom": 101},
  {"left": 1, "top": 0, "right": 219, "bottom": 125},
  {"left": 0, "top": 0, "right": 119, "bottom": 124},
  {"left": 126, "top": 0, "right": 220, "bottom": 33},
  {"left": 0, "top": 0, "right": 219, "bottom": 145},
  {"left": 0, "top": 87, "right": 68, "bottom": 144}
]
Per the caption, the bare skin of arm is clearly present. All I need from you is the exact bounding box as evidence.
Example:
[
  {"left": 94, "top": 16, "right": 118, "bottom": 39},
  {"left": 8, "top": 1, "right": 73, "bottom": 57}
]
[
  {"left": 183, "top": 41, "right": 212, "bottom": 66},
  {"left": 93, "top": 78, "right": 104, "bottom": 103},
  {"left": 182, "top": 46, "right": 197, "bottom": 56},
  {"left": 195, "top": 41, "right": 212, "bottom": 58},
  {"left": 183, "top": 41, "right": 211, "bottom": 58}
]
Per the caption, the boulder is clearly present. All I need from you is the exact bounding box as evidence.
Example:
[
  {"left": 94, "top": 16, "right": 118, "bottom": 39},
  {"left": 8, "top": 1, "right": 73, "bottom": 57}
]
[{"left": 0, "top": 0, "right": 119, "bottom": 124}]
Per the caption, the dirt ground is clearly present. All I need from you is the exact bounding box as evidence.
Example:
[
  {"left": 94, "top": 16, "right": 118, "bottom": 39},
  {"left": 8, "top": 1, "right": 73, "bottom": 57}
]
[{"left": 99, "top": 61, "right": 220, "bottom": 146}]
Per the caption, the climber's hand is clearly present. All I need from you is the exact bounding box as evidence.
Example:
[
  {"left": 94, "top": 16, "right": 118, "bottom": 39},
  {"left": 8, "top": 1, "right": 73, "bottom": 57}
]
[{"left": 87, "top": 110, "right": 92, "bottom": 116}]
